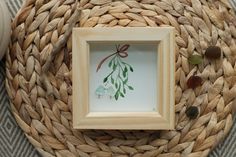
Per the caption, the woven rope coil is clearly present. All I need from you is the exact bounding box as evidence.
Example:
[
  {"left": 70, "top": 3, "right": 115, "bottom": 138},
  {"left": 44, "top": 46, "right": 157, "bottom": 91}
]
[{"left": 6, "top": 0, "right": 236, "bottom": 156}]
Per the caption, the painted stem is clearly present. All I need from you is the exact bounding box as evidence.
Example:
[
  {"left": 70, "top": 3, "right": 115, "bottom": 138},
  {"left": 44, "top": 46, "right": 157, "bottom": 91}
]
[{"left": 96, "top": 52, "right": 116, "bottom": 72}]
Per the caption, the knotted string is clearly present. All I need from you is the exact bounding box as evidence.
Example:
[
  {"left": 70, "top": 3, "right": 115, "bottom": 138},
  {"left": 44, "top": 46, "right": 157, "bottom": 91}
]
[{"left": 96, "top": 44, "right": 130, "bottom": 72}]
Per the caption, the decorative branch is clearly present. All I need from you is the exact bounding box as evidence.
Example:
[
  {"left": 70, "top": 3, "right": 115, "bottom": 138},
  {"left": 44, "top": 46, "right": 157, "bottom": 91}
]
[
  {"left": 97, "top": 44, "right": 134, "bottom": 100},
  {"left": 41, "top": 3, "right": 82, "bottom": 96}
]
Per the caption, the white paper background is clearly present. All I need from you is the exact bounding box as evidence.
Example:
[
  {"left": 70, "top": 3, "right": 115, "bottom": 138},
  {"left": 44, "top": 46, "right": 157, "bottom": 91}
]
[{"left": 89, "top": 42, "right": 158, "bottom": 112}]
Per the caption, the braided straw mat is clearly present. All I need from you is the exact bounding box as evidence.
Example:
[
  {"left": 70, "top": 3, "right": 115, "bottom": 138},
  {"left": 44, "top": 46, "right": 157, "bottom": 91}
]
[{"left": 5, "top": 0, "right": 236, "bottom": 156}]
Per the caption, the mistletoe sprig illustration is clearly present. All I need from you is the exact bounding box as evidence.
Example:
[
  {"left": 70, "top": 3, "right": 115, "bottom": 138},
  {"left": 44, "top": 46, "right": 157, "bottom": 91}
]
[{"left": 96, "top": 44, "right": 134, "bottom": 100}]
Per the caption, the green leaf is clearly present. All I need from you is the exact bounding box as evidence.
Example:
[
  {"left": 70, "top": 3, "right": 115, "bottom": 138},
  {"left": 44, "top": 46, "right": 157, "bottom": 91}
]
[
  {"left": 128, "top": 86, "right": 134, "bottom": 90},
  {"left": 115, "top": 83, "right": 118, "bottom": 88},
  {"left": 188, "top": 55, "right": 203, "bottom": 65},
  {"left": 123, "top": 78, "right": 128, "bottom": 84},
  {"left": 123, "top": 71, "right": 127, "bottom": 77},
  {"left": 130, "top": 66, "right": 134, "bottom": 72},
  {"left": 124, "top": 67, "right": 128, "bottom": 72},
  {"left": 113, "top": 64, "right": 117, "bottom": 70},
  {"left": 123, "top": 88, "right": 126, "bottom": 94},
  {"left": 115, "top": 92, "right": 119, "bottom": 100},
  {"left": 108, "top": 60, "right": 113, "bottom": 67},
  {"left": 111, "top": 77, "right": 114, "bottom": 84},
  {"left": 120, "top": 92, "right": 124, "bottom": 97},
  {"left": 103, "top": 77, "right": 108, "bottom": 83}
]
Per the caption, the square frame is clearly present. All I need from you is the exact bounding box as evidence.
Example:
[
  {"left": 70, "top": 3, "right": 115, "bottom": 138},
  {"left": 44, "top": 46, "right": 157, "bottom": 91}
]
[{"left": 73, "top": 27, "right": 175, "bottom": 130}]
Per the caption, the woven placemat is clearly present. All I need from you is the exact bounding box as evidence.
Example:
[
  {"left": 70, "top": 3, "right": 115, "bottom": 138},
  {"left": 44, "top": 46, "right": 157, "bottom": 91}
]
[{"left": 6, "top": 0, "right": 236, "bottom": 157}]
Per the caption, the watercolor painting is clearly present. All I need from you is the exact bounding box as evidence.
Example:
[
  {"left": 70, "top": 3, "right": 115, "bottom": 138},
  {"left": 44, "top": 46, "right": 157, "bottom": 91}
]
[
  {"left": 95, "top": 44, "right": 134, "bottom": 100},
  {"left": 89, "top": 42, "right": 157, "bottom": 112}
]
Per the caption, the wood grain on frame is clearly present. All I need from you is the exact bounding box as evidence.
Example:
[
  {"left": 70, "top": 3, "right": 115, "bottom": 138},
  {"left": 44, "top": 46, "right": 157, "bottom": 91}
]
[{"left": 73, "top": 27, "right": 175, "bottom": 130}]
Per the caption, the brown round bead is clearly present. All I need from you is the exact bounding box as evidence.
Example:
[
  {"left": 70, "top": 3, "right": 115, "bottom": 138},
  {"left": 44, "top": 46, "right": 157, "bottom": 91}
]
[
  {"left": 187, "top": 76, "right": 202, "bottom": 89},
  {"left": 205, "top": 46, "right": 221, "bottom": 59},
  {"left": 185, "top": 106, "right": 199, "bottom": 119}
]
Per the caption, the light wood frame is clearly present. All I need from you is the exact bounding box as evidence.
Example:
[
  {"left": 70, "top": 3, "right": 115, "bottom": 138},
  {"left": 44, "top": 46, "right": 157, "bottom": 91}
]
[{"left": 73, "top": 27, "right": 175, "bottom": 130}]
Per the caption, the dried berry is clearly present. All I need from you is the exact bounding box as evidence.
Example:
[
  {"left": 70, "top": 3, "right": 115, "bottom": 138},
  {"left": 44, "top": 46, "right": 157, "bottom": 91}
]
[
  {"left": 187, "top": 76, "right": 202, "bottom": 89},
  {"left": 185, "top": 106, "right": 199, "bottom": 119},
  {"left": 205, "top": 46, "right": 221, "bottom": 59},
  {"left": 188, "top": 55, "right": 203, "bottom": 65}
]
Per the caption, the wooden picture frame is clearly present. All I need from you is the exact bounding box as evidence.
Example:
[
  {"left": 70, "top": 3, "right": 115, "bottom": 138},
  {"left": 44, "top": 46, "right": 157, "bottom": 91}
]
[{"left": 73, "top": 27, "right": 175, "bottom": 130}]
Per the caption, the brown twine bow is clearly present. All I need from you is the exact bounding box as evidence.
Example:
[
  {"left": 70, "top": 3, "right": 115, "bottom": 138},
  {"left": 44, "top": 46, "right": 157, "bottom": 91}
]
[{"left": 96, "top": 44, "right": 130, "bottom": 72}]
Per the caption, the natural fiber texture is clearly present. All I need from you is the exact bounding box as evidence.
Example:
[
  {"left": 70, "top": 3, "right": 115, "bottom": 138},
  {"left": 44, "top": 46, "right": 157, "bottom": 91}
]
[{"left": 5, "top": 0, "right": 236, "bottom": 157}]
